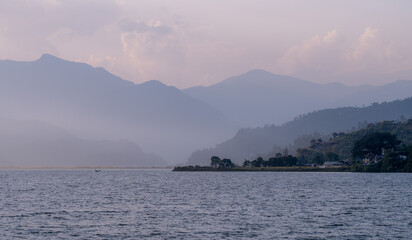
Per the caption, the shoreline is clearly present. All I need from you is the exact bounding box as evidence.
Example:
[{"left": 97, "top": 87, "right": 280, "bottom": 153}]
[
  {"left": 0, "top": 166, "right": 174, "bottom": 170},
  {"left": 173, "top": 166, "right": 352, "bottom": 172}
]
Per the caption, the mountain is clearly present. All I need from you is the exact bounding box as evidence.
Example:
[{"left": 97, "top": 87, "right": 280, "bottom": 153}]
[
  {"left": 184, "top": 69, "right": 412, "bottom": 126},
  {"left": 0, "top": 118, "right": 166, "bottom": 167},
  {"left": 296, "top": 119, "right": 412, "bottom": 164},
  {"left": 0, "top": 54, "right": 236, "bottom": 163},
  {"left": 3, "top": 56, "right": 412, "bottom": 166},
  {"left": 187, "top": 97, "right": 412, "bottom": 166}
]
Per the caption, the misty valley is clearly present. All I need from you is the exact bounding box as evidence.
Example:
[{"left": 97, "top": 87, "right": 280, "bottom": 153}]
[
  {"left": 3, "top": 2, "right": 412, "bottom": 239},
  {"left": 1, "top": 55, "right": 412, "bottom": 170}
]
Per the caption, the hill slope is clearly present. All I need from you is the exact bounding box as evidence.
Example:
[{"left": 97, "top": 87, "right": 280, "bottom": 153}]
[
  {"left": 187, "top": 97, "right": 412, "bottom": 165},
  {"left": 0, "top": 118, "right": 166, "bottom": 167},
  {"left": 0, "top": 54, "right": 236, "bottom": 163},
  {"left": 296, "top": 119, "right": 412, "bottom": 163},
  {"left": 184, "top": 69, "right": 412, "bottom": 126}
]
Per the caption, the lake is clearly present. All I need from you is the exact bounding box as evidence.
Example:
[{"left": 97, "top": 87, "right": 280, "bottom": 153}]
[{"left": 1, "top": 170, "right": 411, "bottom": 239}]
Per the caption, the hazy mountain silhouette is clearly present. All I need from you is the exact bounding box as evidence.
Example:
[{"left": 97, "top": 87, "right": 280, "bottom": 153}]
[
  {"left": 187, "top": 97, "right": 412, "bottom": 166},
  {"left": 0, "top": 118, "right": 166, "bottom": 167},
  {"left": 0, "top": 54, "right": 236, "bottom": 164},
  {"left": 184, "top": 69, "right": 412, "bottom": 126},
  {"left": 3, "top": 55, "right": 412, "bottom": 166}
]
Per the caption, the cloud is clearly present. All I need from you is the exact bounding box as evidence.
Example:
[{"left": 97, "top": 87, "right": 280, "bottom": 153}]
[
  {"left": 0, "top": 0, "right": 120, "bottom": 36},
  {"left": 3, "top": 1, "right": 411, "bottom": 88},
  {"left": 0, "top": 0, "right": 121, "bottom": 61},
  {"left": 275, "top": 27, "right": 412, "bottom": 82},
  {"left": 345, "top": 27, "right": 412, "bottom": 73},
  {"left": 118, "top": 20, "right": 186, "bottom": 83},
  {"left": 86, "top": 54, "right": 118, "bottom": 69},
  {"left": 348, "top": 27, "right": 380, "bottom": 61},
  {"left": 107, "top": 16, "right": 249, "bottom": 87},
  {"left": 275, "top": 29, "right": 345, "bottom": 76},
  {"left": 119, "top": 18, "right": 172, "bottom": 35},
  {"left": 30, "top": 0, "right": 63, "bottom": 10}
]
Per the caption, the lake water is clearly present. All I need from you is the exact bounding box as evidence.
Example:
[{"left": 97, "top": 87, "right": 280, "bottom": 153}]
[{"left": 1, "top": 170, "right": 411, "bottom": 239}]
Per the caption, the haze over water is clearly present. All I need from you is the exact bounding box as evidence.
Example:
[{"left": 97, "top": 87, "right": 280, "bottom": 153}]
[
  {"left": 1, "top": 1, "right": 412, "bottom": 239},
  {"left": 1, "top": 170, "right": 411, "bottom": 239}
]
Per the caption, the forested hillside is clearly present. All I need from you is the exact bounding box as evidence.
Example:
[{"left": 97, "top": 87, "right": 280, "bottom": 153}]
[{"left": 188, "top": 97, "right": 412, "bottom": 165}]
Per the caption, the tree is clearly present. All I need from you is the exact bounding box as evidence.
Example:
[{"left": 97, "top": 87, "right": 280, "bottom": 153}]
[
  {"left": 243, "top": 160, "right": 251, "bottom": 167},
  {"left": 267, "top": 157, "right": 278, "bottom": 166},
  {"left": 221, "top": 158, "right": 235, "bottom": 168},
  {"left": 405, "top": 146, "right": 412, "bottom": 172},
  {"left": 251, "top": 157, "right": 264, "bottom": 167},
  {"left": 311, "top": 152, "right": 325, "bottom": 165},
  {"left": 210, "top": 156, "right": 221, "bottom": 168},
  {"left": 284, "top": 155, "right": 298, "bottom": 166},
  {"left": 326, "top": 152, "right": 340, "bottom": 162},
  {"left": 282, "top": 148, "right": 289, "bottom": 157},
  {"left": 352, "top": 132, "right": 400, "bottom": 159},
  {"left": 332, "top": 132, "right": 338, "bottom": 138}
]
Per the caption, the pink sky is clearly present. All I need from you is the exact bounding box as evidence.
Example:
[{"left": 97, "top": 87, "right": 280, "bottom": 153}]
[{"left": 1, "top": 0, "right": 412, "bottom": 88}]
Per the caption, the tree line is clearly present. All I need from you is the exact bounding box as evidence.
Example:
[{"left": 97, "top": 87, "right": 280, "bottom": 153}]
[
  {"left": 209, "top": 120, "right": 412, "bottom": 172},
  {"left": 242, "top": 154, "right": 297, "bottom": 167},
  {"left": 210, "top": 154, "right": 298, "bottom": 168},
  {"left": 296, "top": 120, "right": 412, "bottom": 172}
]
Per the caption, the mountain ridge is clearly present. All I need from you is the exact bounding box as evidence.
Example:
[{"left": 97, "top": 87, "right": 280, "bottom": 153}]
[
  {"left": 184, "top": 69, "right": 412, "bottom": 126},
  {"left": 187, "top": 97, "right": 412, "bottom": 166},
  {"left": 2, "top": 54, "right": 412, "bottom": 166},
  {"left": 0, "top": 54, "right": 236, "bottom": 164},
  {"left": 0, "top": 117, "right": 166, "bottom": 167}
]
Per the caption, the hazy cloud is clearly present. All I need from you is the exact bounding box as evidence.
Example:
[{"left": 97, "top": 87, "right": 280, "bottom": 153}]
[
  {"left": 0, "top": 0, "right": 120, "bottom": 59},
  {"left": 119, "top": 18, "right": 172, "bottom": 35},
  {"left": 0, "top": 0, "right": 120, "bottom": 35},
  {"left": 345, "top": 27, "right": 412, "bottom": 74},
  {"left": 349, "top": 27, "right": 380, "bottom": 61},
  {"left": 1, "top": 1, "right": 412, "bottom": 87},
  {"left": 115, "top": 20, "right": 249, "bottom": 86},
  {"left": 275, "top": 27, "right": 412, "bottom": 83},
  {"left": 119, "top": 21, "right": 186, "bottom": 84},
  {"left": 275, "top": 29, "right": 346, "bottom": 76}
]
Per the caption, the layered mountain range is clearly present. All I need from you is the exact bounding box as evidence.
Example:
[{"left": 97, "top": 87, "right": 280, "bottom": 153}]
[
  {"left": 0, "top": 117, "right": 166, "bottom": 167},
  {"left": 0, "top": 54, "right": 236, "bottom": 165},
  {"left": 187, "top": 98, "right": 412, "bottom": 166},
  {"left": 1, "top": 54, "right": 412, "bottom": 166},
  {"left": 184, "top": 69, "right": 412, "bottom": 126}
]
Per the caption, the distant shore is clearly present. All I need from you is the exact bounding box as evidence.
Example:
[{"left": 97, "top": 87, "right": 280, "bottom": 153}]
[
  {"left": 173, "top": 166, "right": 352, "bottom": 172},
  {"left": 0, "top": 166, "right": 174, "bottom": 170}
]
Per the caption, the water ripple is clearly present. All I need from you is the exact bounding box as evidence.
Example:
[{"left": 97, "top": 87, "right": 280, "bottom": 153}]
[{"left": 0, "top": 170, "right": 411, "bottom": 239}]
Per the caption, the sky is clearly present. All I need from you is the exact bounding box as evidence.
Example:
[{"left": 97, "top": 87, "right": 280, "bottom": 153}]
[{"left": 1, "top": 0, "right": 412, "bottom": 88}]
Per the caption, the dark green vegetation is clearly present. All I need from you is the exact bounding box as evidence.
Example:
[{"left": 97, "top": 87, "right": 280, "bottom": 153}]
[
  {"left": 173, "top": 166, "right": 351, "bottom": 172},
  {"left": 352, "top": 132, "right": 400, "bottom": 159},
  {"left": 209, "top": 154, "right": 298, "bottom": 168},
  {"left": 188, "top": 97, "right": 412, "bottom": 166},
  {"left": 243, "top": 154, "right": 297, "bottom": 168},
  {"left": 177, "top": 120, "right": 412, "bottom": 172},
  {"left": 210, "top": 156, "right": 235, "bottom": 168},
  {"left": 296, "top": 120, "right": 412, "bottom": 172}
]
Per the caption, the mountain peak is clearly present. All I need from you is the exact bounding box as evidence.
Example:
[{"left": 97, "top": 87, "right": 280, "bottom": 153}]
[
  {"left": 243, "top": 69, "right": 273, "bottom": 75},
  {"left": 38, "top": 53, "right": 61, "bottom": 61},
  {"left": 218, "top": 69, "right": 306, "bottom": 87},
  {"left": 139, "top": 80, "right": 168, "bottom": 88},
  {"left": 235, "top": 69, "right": 276, "bottom": 80},
  {"left": 35, "top": 54, "right": 73, "bottom": 66}
]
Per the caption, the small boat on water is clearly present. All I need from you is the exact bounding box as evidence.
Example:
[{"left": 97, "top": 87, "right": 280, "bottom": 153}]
[{"left": 94, "top": 169, "right": 101, "bottom": 172}]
